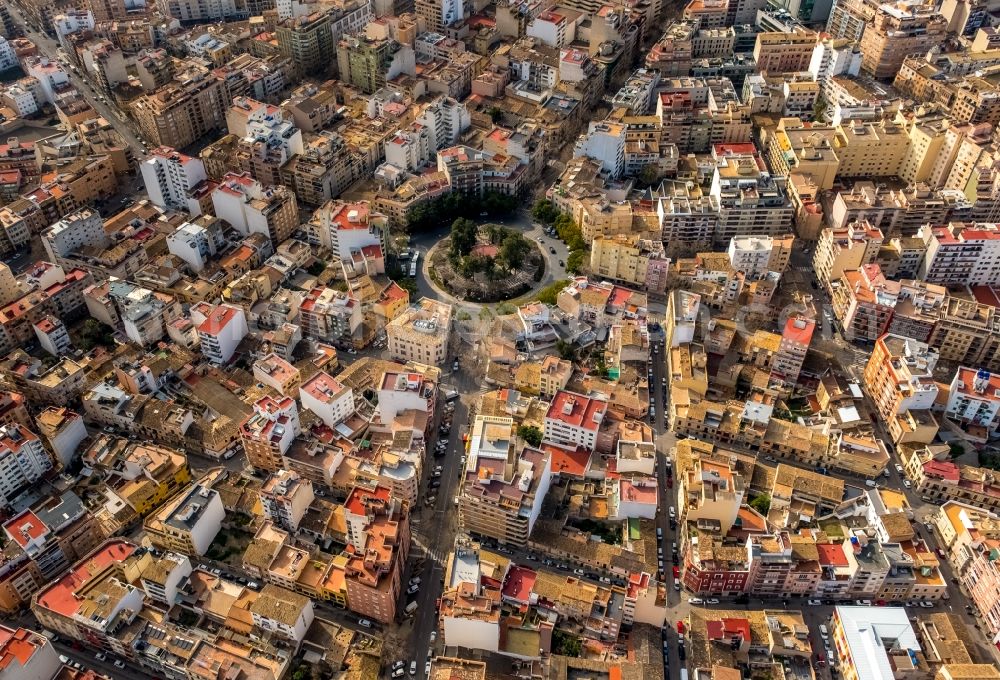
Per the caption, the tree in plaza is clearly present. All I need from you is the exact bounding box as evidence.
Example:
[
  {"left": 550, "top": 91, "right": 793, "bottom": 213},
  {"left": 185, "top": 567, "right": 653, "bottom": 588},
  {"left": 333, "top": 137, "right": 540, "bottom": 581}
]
[{"left": 499, "top": 233, "right": 530, "bottom": 271}]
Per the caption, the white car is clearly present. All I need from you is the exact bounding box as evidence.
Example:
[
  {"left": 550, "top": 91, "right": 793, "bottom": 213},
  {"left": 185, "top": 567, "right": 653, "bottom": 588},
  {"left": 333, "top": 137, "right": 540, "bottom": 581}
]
[
  {"left": 407, "top": 584, "right": 419, "bottom": 595},
  {"left": 114, "top": 660, "right": 127, "bottom": 669},
  {"left": 903, "top": 479, "right": 912, "bottom": 488},
  {"left": 688, "top": 597, "right": 704, "bottom": 605},
  {"left": 919, "top": 601, "right": 935, "bottom": 608},
  {"left": 410, "top": 577, "right": 421, "bottom": 586},
  {"left": 895, "top": 464, "right": 904, "bottom": 474},
  {"left": 359, "top": 618, "right": 373, "bottom": 628},
  {"left": 706, "top": 598, "right": 720, "bottom": 605},
  {"left": 95, "top": 653, "right": 106, "bottom": 662},
  {"left": 807, "top": 599, "right": 822, "bottom": 606}
]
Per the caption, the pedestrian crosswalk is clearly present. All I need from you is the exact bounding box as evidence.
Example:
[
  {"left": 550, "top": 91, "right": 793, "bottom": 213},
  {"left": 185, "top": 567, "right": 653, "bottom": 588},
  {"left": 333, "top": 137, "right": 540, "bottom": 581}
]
[{"left": 411, "top": 532, "right": 446, "bottom": 564}]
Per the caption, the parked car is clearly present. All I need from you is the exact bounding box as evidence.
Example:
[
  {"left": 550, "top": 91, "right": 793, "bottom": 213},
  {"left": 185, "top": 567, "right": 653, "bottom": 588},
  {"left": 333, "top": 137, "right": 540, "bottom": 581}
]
[
  {"left": 407, "top": 584, "right": 419, "bottom": 595},
  {"left": 706, "top": 598, "right": 720, "bottom": 605},
  {"left": 359, "top": 619, "right": 373, "bottom": 628},
  {"left": 688, "top": 597, "right": 704, "bottom": 605},
  {"left": 409, "top": 661, "right": 417, "bottom": 676},
  {"left": 114, "top": 660, "right": 126, "bottom": 669},
  {"left": 95, "top": 653, "right": 106, "bottom": 662},
  {"left": 919, "top": 601, "right": 936, "bottom": 608},
  {"left": 807, "top": 599, "right": 822, "bottom": 606}
]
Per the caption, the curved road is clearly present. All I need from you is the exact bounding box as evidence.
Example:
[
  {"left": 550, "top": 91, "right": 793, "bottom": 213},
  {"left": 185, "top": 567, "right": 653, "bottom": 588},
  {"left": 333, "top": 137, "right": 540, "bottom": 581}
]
[{"left": 410, "top": 209, "right": 570, "bottom": 312}]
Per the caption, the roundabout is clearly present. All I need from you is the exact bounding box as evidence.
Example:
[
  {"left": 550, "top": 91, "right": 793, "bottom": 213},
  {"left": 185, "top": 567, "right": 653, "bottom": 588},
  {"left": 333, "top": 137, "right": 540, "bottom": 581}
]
[{"left": 423, "top": 219, "right": 549, "bottom": 304}]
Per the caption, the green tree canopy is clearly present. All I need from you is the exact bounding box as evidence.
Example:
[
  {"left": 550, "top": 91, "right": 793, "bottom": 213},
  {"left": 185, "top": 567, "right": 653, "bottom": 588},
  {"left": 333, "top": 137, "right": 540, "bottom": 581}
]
[
  {"left": 749, "top": 494, "right": 771, "bottom": 515},
  {"left": 517, "top": 425, "right": 543, "bottom": 447}
]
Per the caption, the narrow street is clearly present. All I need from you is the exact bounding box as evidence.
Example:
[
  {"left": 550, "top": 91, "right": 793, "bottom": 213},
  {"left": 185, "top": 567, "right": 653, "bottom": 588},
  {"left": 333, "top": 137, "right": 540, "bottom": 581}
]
[{"left": 8, "top": 6, "right": 147, "bottom": 156}]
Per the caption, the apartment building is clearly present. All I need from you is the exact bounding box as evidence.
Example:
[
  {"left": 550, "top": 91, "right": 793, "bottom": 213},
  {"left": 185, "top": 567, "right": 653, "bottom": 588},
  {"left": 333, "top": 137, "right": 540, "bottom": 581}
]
[
  {"left": 25, "top": 154, "right": 118, "bottom": 224},
  {"left": 918, "top": 223, "right": 1000, "bottom": 287},
  {"left": 299, "top": 371, "right": 354, "bottom": 429},
  {"left": 544, "top": 390, "right": 608, "bottom": 451},
  {"left": 211, "top": 173, "right": 298, "bottom": 247},
  {"left": 276, "top": 12, "right": 334, "bottom": 78},
  {"left": 0, "top": 491, "right": 103, "bottom": 615},
  {"left": 240, "top": 396, "right": 301, "bottom": 473},
  {"left": 259, "top": 470, "right": 314, "bottom": 532},
  {"left": 387, "top": 298, "right": 453, "bottom": 366},
  {"left": 0, "top": 425, "right": 53, "bottom": 508},
  {"left": 141, "top": 147, "right": 208, "bottom": 210},
  {"left": 813, "top": 221, "right": 885, "bottom": 282},
  {"left": 130, "top": 66, "right": 229, "bottom": 149},
  {"left": 299, "top": 286, "right": 363, "bottom": 346},
  {"left": 589, "top": 234, "right": 670, "bottom": 294},
  {"left": 770, "top": 315, "right": 814, "bottom": 389},
  {"left": 830, "top": 607, "right": 919, "bottom": 680},
  {"left": 753, "top": 30, "right": 817, "bottom": 74},
  {"left": 190, "top": 302, "right": 248, "bottom": 365},
  {"left": 307, "top": 200, "right": 388, "bottom": 272},
  {"left": 114, "top": 444, "right": 192, "bottom": 518},
  {"left": 459, "top": 415, "right": 552, "bottom": 547},
  {"left": 727, "top": 234, "right": 793, "bottom": 277},
  {"left": 32, "top": 539, "right": 141, "bottom": 646},
  {"left": 143, "top": 481, "right": 224, "bottom": 556},
  {"left": 710, "top": 144, "right": 794, "bottom": 245},
  {"left": 340, "top": 484, "right": 410, "bottom": 623},
  {"left": 252, "top": 353, "right": 301, "bottom": 396},
  {"left": 859, "top": 2, "right": 948, "bottom": 80},
  {"left": 249, "top": 583, "right": 314, "bottom": 644},
  {"left": 944, "top": 367, "right": 1000, "bottom": 439},
  {"left": 863, "top": 334, "right": 939, "bottom": 443},
  {"left": 936, "top": 501, "right": 1000, "bottom": 643}
]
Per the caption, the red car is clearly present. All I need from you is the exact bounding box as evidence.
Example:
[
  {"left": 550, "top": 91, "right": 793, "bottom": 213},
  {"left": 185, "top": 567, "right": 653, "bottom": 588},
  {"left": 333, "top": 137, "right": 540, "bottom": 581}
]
[{"left": 672, "top": 566, "right": 680, "bottom": 578}]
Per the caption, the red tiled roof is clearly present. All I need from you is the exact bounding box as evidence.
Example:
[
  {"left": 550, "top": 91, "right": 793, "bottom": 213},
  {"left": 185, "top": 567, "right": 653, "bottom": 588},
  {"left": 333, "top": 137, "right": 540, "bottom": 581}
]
[
  {"left": 542, "top": 442, "right": 590, "bottom": 478},
  {"left": 501, "top": 565, "right": 536, "bottom": 602},
  {"left": 35, "top": 540, "right": 136, "bottom": 617},
  {"left": 546, "top": 390, "right": 606, "bottom": 432},
  {"left": 923, "top": 459, "right": 960, "bottom": 482},
  {"left": 816, "top": 543, "right": 849, "bottom": 567},
  {"left": 3, "top": 510, "right": 46, "bottom": 548}
]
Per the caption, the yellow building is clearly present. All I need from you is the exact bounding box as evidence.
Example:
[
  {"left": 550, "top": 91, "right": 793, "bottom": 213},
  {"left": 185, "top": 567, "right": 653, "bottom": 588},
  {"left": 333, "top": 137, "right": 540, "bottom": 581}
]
[
  {"left": 117, "top": 444, "right": 192, "bottom": 517},
  {"left": 574, "top": 196, "right": 635, "bottom": 244},
  {"left": 766, "top": 118, "right": 840, "bottom": 191},
  {"left": 589, "top": 233, "right": 669, "bottom": 291},
  {"left": 833, "top": 120, "right": 909, "bottom": 178}
]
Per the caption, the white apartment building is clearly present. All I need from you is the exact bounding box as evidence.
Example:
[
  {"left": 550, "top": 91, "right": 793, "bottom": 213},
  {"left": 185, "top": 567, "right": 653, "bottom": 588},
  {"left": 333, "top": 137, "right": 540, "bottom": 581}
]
[
  {"left": 141, "top": 148, "right": 208, "bottom": 210},
  {"left": 42, "top": 208, "right": 107, "bottom": 262},
  {"left": 417, "top": 96, "right": 471, "bottom": 151},
  {"left": 945, "top": 367, "right": 1000, "bottom": 439},
  {"left": 385, "top": 126, "right": 433, "bottom": 173},
  {"left": 110, "top": 280, "right": 178, "bottom": 346},
  {"left": 190, "top": 302, "right": 248, "bottom": 364},
  {"left": 260, "top": 470, "right": 314, "bottom": 532},
  {"left": 33, "top": 316, "right": 71, "bottom": 357},
  {"left": 24, "top": 58, "right": 70, "bottom": 105},
  {"left": 0, "top": 38, "right": 17, "bottom": 73},
  {"left": 299, "top": 371, "right": 354, "bottom": 428},
  {"left": 543, "top": 390, "right": 607, "bottom": 452},
  {"left": 918, "top": 223, "right": 1000, "bottom": 287},
  {"left": 53, "top": 10, "right": 95, "bottom": 50},
  {"left": 378, "top": 370, "right": 434, "bottom": 424},
  {"left": 36, "top": 407, "right": 87, "bottom": 467},
  {"left": 310, "top": 200, "right": 387, "bottom": 261},
  {"left": 0, "top": 425, "right": 52, "bottom": 508},
  {"left": 573, "top": 120, "right": 626, "bottom": 179},
  {"left": 250, "top": 585, "right": 314, "bottom": 644},
  {"left": 167, "top": 222, "right": 218, "bottom": 273},
  {"left": 159, "top": 484, "right": 225, "bottom": 555}
]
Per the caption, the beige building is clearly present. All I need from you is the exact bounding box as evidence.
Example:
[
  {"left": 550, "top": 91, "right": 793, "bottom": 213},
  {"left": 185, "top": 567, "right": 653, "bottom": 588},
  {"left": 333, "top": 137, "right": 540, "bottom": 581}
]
[
  {"left": 130, "top": 65, "right": 229, "bottom": 149},
  {"left": 589, "top": 234, "right": 670, "bottom": 293},
  {"left": 813, "top": 221, "right": 884, "bottom": 283},
  {"left": 386, "top": 298, "right": 453, "bottom": 367},
  {"left": 459, "top": 415, "right": 552, "bottom": 547},
  {"left": 753, "top": 30, "right": 818, "bottom": 74},
  {"left": 859, "top": 3, "right": 948, "bottom": 80}
]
